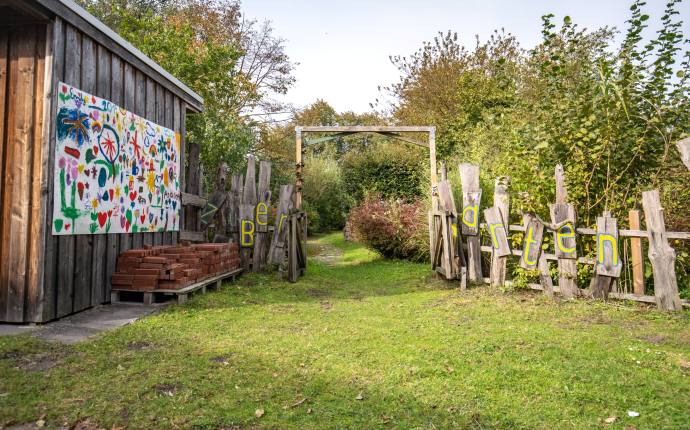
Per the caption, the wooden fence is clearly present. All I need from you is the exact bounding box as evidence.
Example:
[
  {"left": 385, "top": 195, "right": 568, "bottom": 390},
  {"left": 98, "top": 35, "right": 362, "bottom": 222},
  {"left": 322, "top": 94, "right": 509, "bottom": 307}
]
[{"left": 431, "top": 163, "right": 690, "bottom": 311}]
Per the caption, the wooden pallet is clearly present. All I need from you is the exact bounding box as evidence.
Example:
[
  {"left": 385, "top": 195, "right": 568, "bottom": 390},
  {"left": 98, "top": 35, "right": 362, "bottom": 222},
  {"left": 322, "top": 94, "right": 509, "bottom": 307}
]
[{"left": 111, "top": 268, "right": 243, "bottom": 305}]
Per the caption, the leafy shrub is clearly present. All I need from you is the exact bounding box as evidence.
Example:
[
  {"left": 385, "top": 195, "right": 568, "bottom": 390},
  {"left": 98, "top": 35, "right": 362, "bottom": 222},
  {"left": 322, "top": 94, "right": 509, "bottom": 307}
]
[
  {"left": 342, "top": 145, "right": 426, "bottom": 204},
  {"left": 303, "top": 157, "right": 349, "bottom": 232},
  {"left": 348, "top": 195, "right": 429, "bottom": 261}
]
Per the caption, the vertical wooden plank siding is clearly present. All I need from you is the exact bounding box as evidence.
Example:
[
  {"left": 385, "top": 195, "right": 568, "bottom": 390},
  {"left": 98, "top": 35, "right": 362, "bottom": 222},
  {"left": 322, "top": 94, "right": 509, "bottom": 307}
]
[
  {"left": 26, "top": 25, "right": 48, "bottom": 321},
  {"left": 73, "top": 34, "right": 96, "bottom": 312},
  {"left": 153, "top": 83, "right": 165, "bottom": 246},
  {"left": 92, "top": 43, "right": 111, "bottom": 305},
  {"left": 0, "top": 29, "right": 9, "bottom": 321},
  {"left": 143, "top": 76, "right": 156, "bottom": 247},
  {"left": 164, "top": 89, "right": 174, "bottom": 245},
  {"left": 41, "top": 18, "right": 65, "bottom": 321},
  {"left": 132, "top": 69, "right": 146, "bottom": 249},
  {"left": 171, "top": 97, "right": 181, "bottom": 245},
  {"left": 55, "top": 23, "right": 81, "bottom": 317},
  {"left": 118, "top": 61, "right": 135, "bottom": 255},
  {"left": 106, "top": 53, "right": 123, "bottom": 302},
  {"left": 1, "top": 27, "right": 39, "bottom": 321}
]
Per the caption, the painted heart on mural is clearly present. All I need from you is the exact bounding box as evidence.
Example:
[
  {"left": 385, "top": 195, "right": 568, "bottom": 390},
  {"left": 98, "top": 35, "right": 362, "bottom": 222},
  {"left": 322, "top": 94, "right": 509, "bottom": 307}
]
[{"left": 97, "top": 212, "right": 108, "bottom": 228}]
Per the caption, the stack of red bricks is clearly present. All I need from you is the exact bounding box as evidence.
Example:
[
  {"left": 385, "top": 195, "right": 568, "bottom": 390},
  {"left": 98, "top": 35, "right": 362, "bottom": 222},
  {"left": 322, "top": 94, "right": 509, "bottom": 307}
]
[{"left": 111, "top": 243, "right": 240, "bottom": 291}]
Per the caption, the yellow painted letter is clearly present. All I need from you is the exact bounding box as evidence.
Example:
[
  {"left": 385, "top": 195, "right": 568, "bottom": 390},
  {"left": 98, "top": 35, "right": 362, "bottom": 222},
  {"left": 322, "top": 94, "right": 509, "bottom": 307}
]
[{"left": 241, "top": 219, "right": 255, "bottom": 247}]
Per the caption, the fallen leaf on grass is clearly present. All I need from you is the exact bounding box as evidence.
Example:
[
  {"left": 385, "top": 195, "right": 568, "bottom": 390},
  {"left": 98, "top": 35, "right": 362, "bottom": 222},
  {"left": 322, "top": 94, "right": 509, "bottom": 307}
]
[
  {"left": 604, "top": 416, "right": 617, "bottom": 424},
  {"left": 355, "top": 393, "right": 364, "bottom": 400},
  {"left": 678, "top": 359, "right": 690, "bottom": 369},
  {"left": 36, "top": 419, "right": 45, "bottom": 427},
  {"left": 307, "top": 408, "right": 313, "bottom": 414},
  {"left": 255, "top": 409, "right": 265, "bottom": 418},
  {"left": 627, "top": 410, "right": 640, "bottom": 417},
  {"left": 290, "top": 398, "right": 308, "bottom": 408}
]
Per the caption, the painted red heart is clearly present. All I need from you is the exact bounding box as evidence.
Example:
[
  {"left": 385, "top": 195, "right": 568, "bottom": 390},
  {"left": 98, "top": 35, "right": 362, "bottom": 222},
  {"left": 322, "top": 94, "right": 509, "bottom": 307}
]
[
  {"left": 65, "top": 223, "right": 71, "bottom": 231},
  {"left": 125, "top": 221, "right": 130, "bottom": 232},
  {"left": 140, "top": 214, "right": 145, "bottom": 223},
  {"left": 129, "top": 191, "right": 137, "bottom": 201},
  {"left": 97, "top": 212, "right": 108, "bottom": 227},
  {"left": 109, "top": 189, "right": 114, "bottom": 201},
  {"left": 108, "top": 209, "right": 113, "bottom": 217},
  {"left": 77, "top": 182, "right": 85, "bottom": 200}
]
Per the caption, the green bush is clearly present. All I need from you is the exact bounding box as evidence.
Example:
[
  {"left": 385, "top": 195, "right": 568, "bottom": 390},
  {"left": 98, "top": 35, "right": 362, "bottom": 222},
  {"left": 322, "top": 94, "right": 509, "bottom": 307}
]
[
  {"left": 342, "top": 145, "right": 426, "bottom": 204},
  {"left": 302, "top": 157, "right": 349, "bottom": 232}
]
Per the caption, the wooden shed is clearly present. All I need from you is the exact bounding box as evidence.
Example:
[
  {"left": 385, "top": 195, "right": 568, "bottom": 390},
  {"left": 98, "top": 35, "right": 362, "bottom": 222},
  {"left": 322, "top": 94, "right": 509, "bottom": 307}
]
[{"left": 0, "top": 0, "right": 204, "bottom": 322}]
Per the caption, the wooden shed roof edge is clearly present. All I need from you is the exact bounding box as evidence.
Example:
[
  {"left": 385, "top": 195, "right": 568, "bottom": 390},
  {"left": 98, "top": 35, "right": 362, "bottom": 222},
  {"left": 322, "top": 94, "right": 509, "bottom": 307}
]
[{"left": 36, "top": 0, "right": 204, "bottom": 111}]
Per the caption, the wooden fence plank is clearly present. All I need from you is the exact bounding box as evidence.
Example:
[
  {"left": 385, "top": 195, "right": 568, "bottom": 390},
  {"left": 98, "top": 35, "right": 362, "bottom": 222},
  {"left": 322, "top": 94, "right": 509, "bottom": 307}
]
[
  {"left": 118, "top": 61, "right": 134, "bottom": 255},
  {"left": 459, "top": 163, "right": 482, "bottom": 281},
  {"left": 629, "top": 210, "right": 644, "bottom": 296},
  {"left": 489, "top": 177, "right": 510, "bottom": 287},
  {"left": 268, "top": 184, "right": 293, "bottom": 265},
  {"left": 642, "top": 190, "right": 681, "bottom": 311},
  {"left": 677, "top": 137, "right": 690, "bottom": 170},
  {"left": 253, "top": 161, "right": 271, "bottom": 271},
  {"left": 520, "top": 214, "right": 544, "bottom": 270}
]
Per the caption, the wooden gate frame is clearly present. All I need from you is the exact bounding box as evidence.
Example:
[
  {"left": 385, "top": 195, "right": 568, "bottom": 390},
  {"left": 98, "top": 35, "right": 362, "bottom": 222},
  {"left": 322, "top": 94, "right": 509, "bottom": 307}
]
[{"left": 294, "top": 126, "right": 438, "bottom": 208}]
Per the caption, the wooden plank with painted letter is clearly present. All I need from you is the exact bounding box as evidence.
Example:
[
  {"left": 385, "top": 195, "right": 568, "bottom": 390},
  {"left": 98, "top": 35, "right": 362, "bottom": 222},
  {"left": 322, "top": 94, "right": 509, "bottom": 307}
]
[
  {"left": 268, "top": 185, "right": 294, "bottom": 265},
  {"left": 253, "top": 161, "right": 272, "bottom": 271},
  {"left": 642, "top": 190, "right": 681, "bottom": 311},
  {"left": 489, "top": 177, "right": 510, "bottom": 287},
  {"left": 459, "top": 163, "right": 482, "bottom": 282},
  {"left": 520, "top": 214, "right": 544, "bottom": 270},
  {"left": 484, "top": 207, "right": 510, "bottom": 258},
  {"left": 596, "top": 214, "right": 621, "bottom": 278},
  {"left": 239, "top": 204, "right": 255, "bottom": 271}
]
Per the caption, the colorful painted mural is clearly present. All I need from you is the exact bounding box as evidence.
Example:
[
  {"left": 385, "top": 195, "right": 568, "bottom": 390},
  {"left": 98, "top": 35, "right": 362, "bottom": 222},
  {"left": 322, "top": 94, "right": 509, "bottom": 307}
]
[{"left": 52, "top": 82, "right": 181, "bottom": 235}]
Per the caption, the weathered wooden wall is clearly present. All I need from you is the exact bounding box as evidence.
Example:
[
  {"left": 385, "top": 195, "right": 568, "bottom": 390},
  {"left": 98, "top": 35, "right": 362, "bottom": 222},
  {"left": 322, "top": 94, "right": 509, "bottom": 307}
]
[
  {"left": 37, "top": 18, "right": 189, "bottom": 322},
  {"left": 0, "top": 15, "right": 193, "bottom": 322},
  {"left": 0, "top": 24, "right": 48, "bottom": 323}
]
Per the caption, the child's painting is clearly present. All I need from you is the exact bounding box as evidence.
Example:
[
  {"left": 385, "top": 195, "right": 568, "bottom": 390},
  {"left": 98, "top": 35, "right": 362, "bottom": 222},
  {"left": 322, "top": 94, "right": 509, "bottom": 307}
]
[{"left": 52, "top": 82, "right": 181, "bottom": 235}]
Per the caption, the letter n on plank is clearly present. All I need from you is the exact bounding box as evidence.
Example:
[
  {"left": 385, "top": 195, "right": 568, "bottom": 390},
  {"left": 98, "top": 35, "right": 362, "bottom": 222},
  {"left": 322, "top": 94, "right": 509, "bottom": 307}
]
[{"left": 596, "top": 214, "right": 621, "bottom": 278}]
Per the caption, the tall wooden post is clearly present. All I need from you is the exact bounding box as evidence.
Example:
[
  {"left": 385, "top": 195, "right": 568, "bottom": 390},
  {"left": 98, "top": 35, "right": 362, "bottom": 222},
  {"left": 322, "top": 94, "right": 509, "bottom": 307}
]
[
  {"left": 490, "top": 177, "right": 510, "bottom": 287},
  {"left": 628, "top": 210, "right": 645, "bottom": 296},
  {"left": 295, "top": 127, "right": 303, "bottom": 209},
  {"left": 551, "top": 164, "right": 579, "bottom": 299},
  {"left": 429, "top": 128, "right": 438, "bottom": 210},
  {"left": 642, "top": 190, "right": 681, "bottom": 311},
  {"left": 459, "top": 163, "right": 482, "bottom": 282}
]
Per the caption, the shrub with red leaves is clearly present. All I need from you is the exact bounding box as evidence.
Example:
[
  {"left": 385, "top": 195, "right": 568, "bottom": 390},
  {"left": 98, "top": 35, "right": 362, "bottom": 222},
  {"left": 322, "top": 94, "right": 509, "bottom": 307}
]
[{"left": 348, "top": 194, "right": 429, "bottom": 262}]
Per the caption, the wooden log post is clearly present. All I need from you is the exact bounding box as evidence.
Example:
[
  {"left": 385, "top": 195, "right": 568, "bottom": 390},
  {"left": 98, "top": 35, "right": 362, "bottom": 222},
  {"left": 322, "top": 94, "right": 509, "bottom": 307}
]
[
  {"left": 628, "top": 210, "right": 645, "bottom": 296},
  {"left": 437, "top": 179, "right": 458, "bottom": 279},
  {"left": 676, "top": 137, "right": 690, "bottom": 170},
  {"left": 252, "top": 161, "right": 272, "bottom": 271},
  {"left": 228, "top": 174, "right": 243, "bottom": 244},
  {"left": 459, "top": 163, "right": 482, "bottom": 282},
  {"left": 489, "top": 177, "right": 510, "bottom": 287},
  {"left": 268, "top": 185, "right": 294, "bottom": 265},
  {"left": 591, "top": 212, "right": 620, "bottom": 299},
  {"left": 520, "top": 213, "right": 544, "bottom": 270},
  {"left": 240, "top": 156, "right": 257, "bottom": 270},
  {"left": 550, "top": 164, "right": 579, "bottom": 299},
  {"left": 642, "top": 190, "right": 682, "bottom": 311}
]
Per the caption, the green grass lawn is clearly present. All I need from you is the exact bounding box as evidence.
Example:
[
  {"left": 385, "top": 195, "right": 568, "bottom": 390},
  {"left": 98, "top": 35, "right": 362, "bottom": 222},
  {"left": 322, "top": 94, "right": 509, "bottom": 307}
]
[{"left": 2, "top": 233, "right": 690, "bottom": 429}]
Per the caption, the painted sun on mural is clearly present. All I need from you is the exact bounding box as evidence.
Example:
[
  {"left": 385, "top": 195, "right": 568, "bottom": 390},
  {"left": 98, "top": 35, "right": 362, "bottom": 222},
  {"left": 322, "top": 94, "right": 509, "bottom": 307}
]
[{"left": 52, "top": 82, "right": 181, "bottom": 235}]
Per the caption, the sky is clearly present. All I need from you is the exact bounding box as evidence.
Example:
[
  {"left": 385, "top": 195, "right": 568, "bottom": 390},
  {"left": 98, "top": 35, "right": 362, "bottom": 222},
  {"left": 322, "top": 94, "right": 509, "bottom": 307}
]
[{"left": 241, "top": 0, "right": 690, "bottom": 115}]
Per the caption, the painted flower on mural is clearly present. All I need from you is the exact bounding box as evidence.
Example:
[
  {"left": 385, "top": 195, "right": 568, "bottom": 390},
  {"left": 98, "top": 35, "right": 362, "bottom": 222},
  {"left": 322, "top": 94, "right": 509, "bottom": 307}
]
[{"left": 52, "top": 82, "right": 181, "bottom": 235}]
